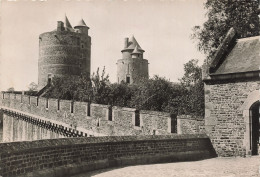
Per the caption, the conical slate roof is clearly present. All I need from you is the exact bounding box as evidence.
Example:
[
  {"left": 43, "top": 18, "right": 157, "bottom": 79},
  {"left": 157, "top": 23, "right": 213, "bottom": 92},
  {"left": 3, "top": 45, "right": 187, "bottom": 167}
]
[
  {"left": 125, "top": 36, "right": 144, "bottom": 52},
  {"left": 74, "top": 19, "right": 89, "bottom": 28},
  {"left": 63, "top": 15, "right": 75, "bottom": 32},
  {"left": 77, "top": 19, "right": 86, "bottom": 26},
  {"left": 131, "top": 46, "right": 141, "bottom": 54},
  {"left": 64, "top": 15, "right": 72, "bottom": 28}
]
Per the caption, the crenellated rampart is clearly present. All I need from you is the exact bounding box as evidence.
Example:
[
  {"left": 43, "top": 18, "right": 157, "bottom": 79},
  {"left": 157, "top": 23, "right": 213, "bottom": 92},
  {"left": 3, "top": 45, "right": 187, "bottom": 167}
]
[{"left": 0, "top": 92, "right": 204, "bottom": 139}]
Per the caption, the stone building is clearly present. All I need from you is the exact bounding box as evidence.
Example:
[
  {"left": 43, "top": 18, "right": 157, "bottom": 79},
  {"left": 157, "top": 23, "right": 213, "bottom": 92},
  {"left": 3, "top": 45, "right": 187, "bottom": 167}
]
[
  {"left": 38, "top": 15, "right": 91, "bottom": 89},
  {"left": 117, "top": 36, "right": 149, "bottom": 84},
  {"left": 203, "top": 27, "right": 260, "bottom": 157}
]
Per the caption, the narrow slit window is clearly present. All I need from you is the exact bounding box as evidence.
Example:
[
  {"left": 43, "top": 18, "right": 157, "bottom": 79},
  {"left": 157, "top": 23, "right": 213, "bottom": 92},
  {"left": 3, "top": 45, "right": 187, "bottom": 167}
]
[
  {"left": 108, "top": 107, "right": 112, "bottom": 121},
  {"left": 135, "top": 110, "right": 140, "bottom": 127},
  {"left": 87, "top": 103, "right": 91, "bottom": 116},
  {"left": 36, "top": 97, "right": 39, "bottom": 106},
  {"left": 57, "top": 100, "right": 60, "bottom": 110},
  {"left": 71, "top": 102, "right": 74, "bottom": 113},
  {"left": 126, "top": 76, "right": 130, "bottom": 84},
  {"left": 46, "top": 98, "right": 49, "bottom": 108},
  {"left": 170, "top": 114, "right": 177, "bottom": 133}
]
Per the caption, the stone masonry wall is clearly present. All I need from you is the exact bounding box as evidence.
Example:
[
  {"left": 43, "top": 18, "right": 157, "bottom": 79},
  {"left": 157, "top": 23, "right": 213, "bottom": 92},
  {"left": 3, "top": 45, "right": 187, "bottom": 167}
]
[
  {"left": 38, "top": 31, "right": 81, "bottom": 89},
  {"left": 177, "top": 115, "right": 205, "bottom": 134},
  {"left": 2, "top": 113, "right": 65, "bottom": 142},
  {"left": 140, "top": 110, "right": 172, "bottom": 135},
  {"left": 38, "top": 29, "right": 91, "bottom": 90},
  {"left": 0, "top": 134, "right": 216, "bottom": 177},
  {"left": 0, "top": 92, "right": 204, "bottom": 141},
  {"left": 204, "top": 80, "right": 260, "bottom": 157},
  {"left": 117, "top": 58, "right": 149, "bottom": 84}
]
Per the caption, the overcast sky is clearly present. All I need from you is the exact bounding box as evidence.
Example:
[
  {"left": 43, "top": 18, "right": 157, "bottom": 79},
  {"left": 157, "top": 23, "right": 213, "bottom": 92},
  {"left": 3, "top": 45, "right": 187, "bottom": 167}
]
[{"left": 0, "top": 0, "right": 206, "bottom": 91}]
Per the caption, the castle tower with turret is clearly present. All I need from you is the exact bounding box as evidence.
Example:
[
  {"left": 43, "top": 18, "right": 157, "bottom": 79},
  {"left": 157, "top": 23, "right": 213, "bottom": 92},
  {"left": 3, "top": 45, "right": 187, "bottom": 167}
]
[
  {"left": 38, "top": 15, "right": 91, "bottom": 89},
  {"left": 117, "top": 36, "right": 149, "bottom": 84}
]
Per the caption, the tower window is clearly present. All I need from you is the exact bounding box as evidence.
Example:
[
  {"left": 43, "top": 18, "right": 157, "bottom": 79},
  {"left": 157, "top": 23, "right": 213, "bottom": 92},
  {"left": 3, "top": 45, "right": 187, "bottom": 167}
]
[
  {"left": 126, "top": 76, "right": 130, "bottom": 84},
  {"left": 81, "top": 45, "right": 84, "bottom": 48},
  {"left": 47, "top": 74, "right": 52, "bottom": 85}
]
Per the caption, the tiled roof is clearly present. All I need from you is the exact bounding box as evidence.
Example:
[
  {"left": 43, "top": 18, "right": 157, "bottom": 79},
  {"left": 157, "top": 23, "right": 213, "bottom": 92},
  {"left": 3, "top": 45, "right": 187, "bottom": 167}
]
[{"left": 213, "top": 36, "right": 260, "bottom": 75}]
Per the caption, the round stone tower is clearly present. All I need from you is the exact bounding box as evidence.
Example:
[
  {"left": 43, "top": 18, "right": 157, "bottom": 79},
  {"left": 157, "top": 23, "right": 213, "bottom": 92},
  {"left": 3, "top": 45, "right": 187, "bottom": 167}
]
[
  {"left": 38, "top": 15, "right": 91, "bottom": 89},
  {"left": 117, "top": 36, "right": 149, "bottom": 84}
]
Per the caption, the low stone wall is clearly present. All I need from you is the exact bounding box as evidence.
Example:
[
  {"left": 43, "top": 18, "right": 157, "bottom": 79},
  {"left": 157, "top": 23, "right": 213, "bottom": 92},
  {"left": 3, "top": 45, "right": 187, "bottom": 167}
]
[
  {"left": 177, "top": 115, "right": 205, "bottom": 134},
  {"left": 0, "top": 134, "right": 216, "bottom": 177},
  {"left": 90, "top": 103, "right": 110, "bottom": 120},
  {"left": 140, "top": 110, "right": 173, "bottom": 135}
]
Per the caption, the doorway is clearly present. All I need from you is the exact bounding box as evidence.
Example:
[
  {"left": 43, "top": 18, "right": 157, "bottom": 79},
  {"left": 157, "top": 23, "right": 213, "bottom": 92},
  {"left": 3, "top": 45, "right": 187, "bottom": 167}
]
[{"left": 250, "top": 101, "right": 260, "bottom": 155}]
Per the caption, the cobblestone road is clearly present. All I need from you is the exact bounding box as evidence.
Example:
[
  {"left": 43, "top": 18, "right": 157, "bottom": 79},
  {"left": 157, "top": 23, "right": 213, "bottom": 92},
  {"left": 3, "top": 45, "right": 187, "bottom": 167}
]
[{"left": 73, "top": 156, "right": 260, "bottom": 177}]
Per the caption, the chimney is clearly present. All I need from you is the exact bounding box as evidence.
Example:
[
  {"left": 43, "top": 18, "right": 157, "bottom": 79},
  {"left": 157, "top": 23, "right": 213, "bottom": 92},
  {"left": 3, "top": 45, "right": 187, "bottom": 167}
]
[
  {"left": 57, "top": 21, "right": 65, "bottom": 31},
  {"left": 124, "top": 38, "right": 129, "bottom": 48}
]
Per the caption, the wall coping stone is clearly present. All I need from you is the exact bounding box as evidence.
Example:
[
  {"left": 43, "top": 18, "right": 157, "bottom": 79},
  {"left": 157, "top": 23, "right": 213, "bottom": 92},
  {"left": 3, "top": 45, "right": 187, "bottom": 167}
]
[
  {"left": 91, "top": 103, "right": 110, "bottom": 108},
  {"left": 59, "top": 99, "right": 72, "bottom": 103},
  {"left": 48, "top": 98, "right": 58, "bottom": 101},
  {"left": 140, "top": 110, "right": 170, "bottom": 116},
  {"left": 74, "top": 101, "right": 88, "bottom": 105},
  {"left": 112, "top": 106, "right": 136, "bottom": 112},
  {"left": 177, "top": 115, "right": 204, "bottom": 121}
]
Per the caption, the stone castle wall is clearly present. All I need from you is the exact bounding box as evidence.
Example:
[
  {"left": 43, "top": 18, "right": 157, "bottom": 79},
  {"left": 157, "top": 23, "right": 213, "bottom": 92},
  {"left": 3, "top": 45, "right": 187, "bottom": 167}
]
[
  {"left": 0, "top": 134, "right": 216, "bottom": 177},
  {"left": 204, "top": 80, "right": 260, "bottom": 157},
  {"left": 0, "top": 92, "right": 203, "bottom": 141},
  {"left": 2, "top": 113, "right": 66, "bottom": 142}
]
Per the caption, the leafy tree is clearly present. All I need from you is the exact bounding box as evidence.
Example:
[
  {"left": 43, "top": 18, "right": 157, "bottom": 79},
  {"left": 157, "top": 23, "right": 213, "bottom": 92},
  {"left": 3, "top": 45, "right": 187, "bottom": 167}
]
[
  {"left": 28, "top": 82, "right": 38, "bottom": 92},
  {"left": 43, "top": 62, "right": 204, "bottom": 116},
  {"left": 44, "top": 67, "right": 110, "bottom": 104},
  {"left": 24, "top": 82, "right": 39, "bottom": 96},
  {"left": 107, "top": 82, "right": 136, "bottom": 107},
  {"left": 130, "top": 76, "right": 179, "bottom": 112},
  {"left": 7, "top": 87, "right": 15, "bottom": 92},
  {"left": 179, "top": 59, "right": 204, "bottom": 116},
  {"left": 179, "top": 59, "right": 201, "bottom": 86},
  {"left": 44, "top": 74, "right": 92, "bottom": 101},
  {"left": 192, "top": 0, "right": 259, "bottom": 61},
  {"left": 91, "top": 67, "right": 111, "bottom": 104}
]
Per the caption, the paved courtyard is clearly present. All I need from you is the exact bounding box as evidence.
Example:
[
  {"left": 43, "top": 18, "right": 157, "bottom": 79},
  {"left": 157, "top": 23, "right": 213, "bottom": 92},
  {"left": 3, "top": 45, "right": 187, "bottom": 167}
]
[{"left": 73, "top": 156, "right": 260, "bottom": 177}]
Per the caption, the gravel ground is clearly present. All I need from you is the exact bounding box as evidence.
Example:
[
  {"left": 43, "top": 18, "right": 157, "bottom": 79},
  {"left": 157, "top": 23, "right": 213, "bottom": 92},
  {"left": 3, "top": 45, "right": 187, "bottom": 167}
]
[{"left": 73, "top": 156, "right": 260, "bottom": 177}]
